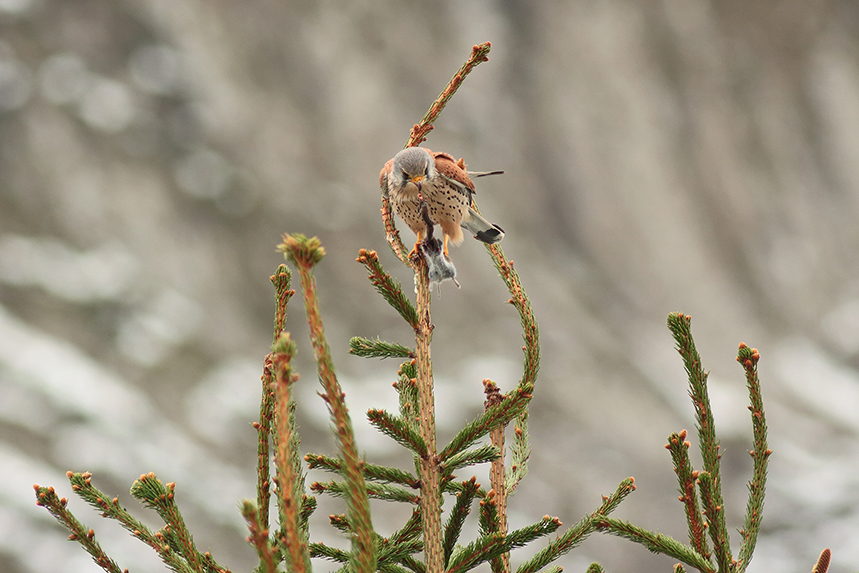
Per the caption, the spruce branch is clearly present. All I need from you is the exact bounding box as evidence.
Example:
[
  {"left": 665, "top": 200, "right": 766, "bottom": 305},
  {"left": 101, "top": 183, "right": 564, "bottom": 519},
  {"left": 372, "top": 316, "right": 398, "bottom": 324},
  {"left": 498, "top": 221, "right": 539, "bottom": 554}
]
[
  {"left": 259, "top": 263, "right": 295, "bottom": 536},
  {"left": 439, "top": 387, "right": 531, "bottom": 462},
  {"left": 305, "top": 453, "right": 420, "bottom": 487},
  {"left": 666, "top": 313, "right": 731, "bottom": 569},
  {"left": 697, "top": 472, "right": 730, "bottom": 572},
  {"left": 448, "top": 516, "right": 561, "bottom": 573},
  {"left": 442, "top": 479, "right": 488, "bottom": 497},
  {"left": 33, "top": 483, "right": 126, "bottom": 573},
  {"left": 58, "top": 471, "right": 227, "bottom": 573},
  {"left": 310, "top": 542, "right": 350, "bottom": 564},
  {"left": 515, "top": 478, "right": 636, "bottom": 573},
  {"left": 585, "top": 565, "right": 604, "bottom": 573},
  {"left": 279, "top": 233, "right": 376, "bottom": 573},
  {"left": 350, "top": 336, "right": 415, "bottom": 359},
  {"left": 505, "top": 516, "right": 564, "bottom": 551},
  {"left": 271, "top": 332, "right": 310, "bottom": 573},
  {"left": 300, "top": 495, "right": 317, "bottom": 526},
  {"left": 240, "top": 501, "right": 278, "bottom": 573},
  {"left": 439, "top": 444, "right": 501, "bottom": 475},
  {"left": 588, "top": 315, "right": 771, "bottom": 571},
  {"left": 506, "top": 409, "right": 530, "bottom": 495},
  {"left": 593, "top": 517, "right": 714, "bottom": 573},
  {"left": 328, "top": 513, "right": 353, "bottom": 534},
  {"left": 367, "top": 408, "right": 429, "bottom": 457},
  {"left": 129, "top": 473, "right": 217, "bottom": 573},
  {"left": 390, "top": 508, "right": 424, "bottom": 545},
  {"left": 63, "top": 472, "right": 154, "bottom": 543},
  {"left": 380, "top": 564, "right": 420, "bottom": 573},
  {"left": 377, "top": 537, "right": 425, "bottom": 568},
  {"left": 356, "top": 249, "right": 419, "bottom": 329},
  {"left": 486, "top": 245, "right": 540, "bottom": 394},
  {"left": 446, "top": 533, "right": 505, "bottom": 573},
  {"left": 406, "top": 42, "right": 492, "bottom": 148},
  {"left": 396, "top": 361, "right": 421, "bottom": 428},
  {"left": 256, "top": 354, "right": 276, "bottom": 538},
  {"left": 270, "top": 264, "right": 295, "bottom": 343},
  {"left": 400, "top": 554, "right": 426, "bottom": 573},
  {"left": 310, "top": 480, "right": 421, "bottom": 504},
  {"left": 665, "top": 429, "right": 710, "bottom": 561},
  {"left": 735, "top": 343, "right": 769, "bottom": 573},
  {"left": 478, "top": 489, "right": 502, "bottom": 538},
  {"left": 398, "top": 359, "right": 418, "bottom": 382},
  {"left": 443, "top": 478, "right": 481, "bottom": 566}
]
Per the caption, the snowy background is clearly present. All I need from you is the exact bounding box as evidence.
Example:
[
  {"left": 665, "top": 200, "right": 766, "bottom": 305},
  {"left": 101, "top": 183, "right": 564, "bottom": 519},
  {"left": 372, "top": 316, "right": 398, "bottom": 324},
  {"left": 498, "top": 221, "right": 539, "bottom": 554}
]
[{"left": 2, "top": 1, "right": 859, "bottom": 572}]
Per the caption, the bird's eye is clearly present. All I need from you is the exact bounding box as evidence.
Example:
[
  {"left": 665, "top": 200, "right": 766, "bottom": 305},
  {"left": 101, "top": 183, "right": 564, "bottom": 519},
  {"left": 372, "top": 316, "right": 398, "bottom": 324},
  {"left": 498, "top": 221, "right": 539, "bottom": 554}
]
[{"left": 401, "top": 170, "right": 409, "bottom": 179}]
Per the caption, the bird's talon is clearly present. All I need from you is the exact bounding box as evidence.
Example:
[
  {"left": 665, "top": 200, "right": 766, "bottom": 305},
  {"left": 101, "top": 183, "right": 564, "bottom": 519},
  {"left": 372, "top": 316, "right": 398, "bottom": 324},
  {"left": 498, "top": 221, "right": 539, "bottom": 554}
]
[{"left": 408, "top": 241, "right": 422, "bottom": 262}]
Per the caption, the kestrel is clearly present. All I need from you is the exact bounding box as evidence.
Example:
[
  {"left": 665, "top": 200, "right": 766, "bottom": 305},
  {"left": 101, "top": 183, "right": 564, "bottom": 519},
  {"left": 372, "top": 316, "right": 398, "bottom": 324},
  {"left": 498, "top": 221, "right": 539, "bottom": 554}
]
[{"left": 380, "top": 147, "right": 504, "bottom": 256}]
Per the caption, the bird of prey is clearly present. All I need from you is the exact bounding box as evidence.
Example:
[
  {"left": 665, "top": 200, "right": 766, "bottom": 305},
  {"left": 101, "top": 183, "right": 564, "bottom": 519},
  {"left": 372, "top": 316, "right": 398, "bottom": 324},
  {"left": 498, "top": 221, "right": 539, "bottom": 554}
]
[{"left": 380, "top": 147, "right": 504, "bottom": 257}]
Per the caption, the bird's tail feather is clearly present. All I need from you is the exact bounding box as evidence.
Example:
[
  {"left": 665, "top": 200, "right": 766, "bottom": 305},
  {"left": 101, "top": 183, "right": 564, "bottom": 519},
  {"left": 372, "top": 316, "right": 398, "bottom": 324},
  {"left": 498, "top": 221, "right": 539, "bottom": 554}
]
[
  {"left": 462, "top": 208, "right": 504, "bottom": 244},
  {"left": 467, "top": 169, "right": 505, "bottom": 178}
]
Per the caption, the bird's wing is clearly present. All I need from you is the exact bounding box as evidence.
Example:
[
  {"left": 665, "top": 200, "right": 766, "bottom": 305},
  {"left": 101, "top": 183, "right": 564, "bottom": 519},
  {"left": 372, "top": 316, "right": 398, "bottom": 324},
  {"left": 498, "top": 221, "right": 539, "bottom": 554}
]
[
  {"left": 456, "top": 155, "right": 504, "bottom": 178},
  {"left": 379, "top": 158, "right": 393, "bottom": 196},
  {"left": 432, "top": 151, "right": 475, "bottom": 200}
]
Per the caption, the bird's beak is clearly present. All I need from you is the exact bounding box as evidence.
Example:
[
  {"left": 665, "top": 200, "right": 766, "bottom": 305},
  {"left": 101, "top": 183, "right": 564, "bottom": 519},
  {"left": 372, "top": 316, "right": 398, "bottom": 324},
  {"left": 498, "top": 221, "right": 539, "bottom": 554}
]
[{"left": 410, "top": 175, "right": 424, "bottom": 192}]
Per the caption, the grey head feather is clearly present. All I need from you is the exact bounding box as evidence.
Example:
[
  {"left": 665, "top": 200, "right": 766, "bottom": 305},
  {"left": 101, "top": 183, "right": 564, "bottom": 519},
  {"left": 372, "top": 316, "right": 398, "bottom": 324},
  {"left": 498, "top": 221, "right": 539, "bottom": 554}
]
[{"left": 391, "top": 147, "right": 436, "bottom": 189}]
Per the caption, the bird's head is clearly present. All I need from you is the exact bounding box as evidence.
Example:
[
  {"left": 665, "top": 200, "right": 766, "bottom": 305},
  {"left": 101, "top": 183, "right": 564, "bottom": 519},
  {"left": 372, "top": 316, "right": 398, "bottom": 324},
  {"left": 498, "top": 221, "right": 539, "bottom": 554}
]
[{"left": 391, "top": 147, "right": 435, "bottom": 193}]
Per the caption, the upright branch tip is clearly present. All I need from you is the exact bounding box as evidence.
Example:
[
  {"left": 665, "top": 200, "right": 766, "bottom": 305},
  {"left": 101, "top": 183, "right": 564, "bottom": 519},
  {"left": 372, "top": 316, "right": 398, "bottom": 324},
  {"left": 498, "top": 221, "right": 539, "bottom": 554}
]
[
  {"left": 273, "top": 332, "right": 298, "bottom": 359},
  {"left": 279, "top": 234, "right": 326, "bottom": 269}
]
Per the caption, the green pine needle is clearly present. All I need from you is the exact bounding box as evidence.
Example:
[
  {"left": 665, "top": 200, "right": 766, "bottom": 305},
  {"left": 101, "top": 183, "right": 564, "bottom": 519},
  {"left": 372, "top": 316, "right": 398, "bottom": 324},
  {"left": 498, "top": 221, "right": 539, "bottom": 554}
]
[
  {"left": 305, "top": 452, "right": 419, "bottom": 487},
  {"left": 485, "top": 243, "right": 540, "bottom": 394},
  {"left": 378, "top": 563, "right": 417, "bottom": 573},
  {"left": 377, "top": 537, "right": 424, "bottom": 568},
  {"left": 446, "top": 533, "right": 507, "bottom": 573},
  {"left": 367, "top": 408, "right": 428, "bottom": 458},
  {"left": 478, "top": 494, "right": 501, "bottom": 537},
  {"left": 395, "top": 364, "right": 420, "bottom": 429},
  {"left": 439, "top": 388, "right": 530, "bottom": 462},
  {"left": 697, "top": 472, "right": 731, "bottom": 572},
  {"left": 311, "top": 480, "right": 420, "bottom": 505},
  {"left": 300, "top": 495, "right": 317, "bottom": 524},
  {"left": 356, "top": 249, "right": 419, "bottom": 329},
  {"left": 593, "top": 517, "right": 713, "bottom": 573},
  {"left": 388, "top": 509, "right": 423, "bottom": 545},
  {"left": 665, "top": 430, "right": 710, "bottom": 560},
  {"left": 515, "top": 478, "right": 636, "bottom": 573},
  {"left": 310, "top": 542, "right": 350, "bottom": 563},
  {"left": 444, "top": 479, "right": 481, "bottom": 565},
  {"left": 34, "top": 482, "right": 125, "bottom": 573},
  {"left": 350, "top": 336, "right": 414, "bottom": 359},
  {"left": 667, "top": 313, "right": 730, "bottom": 568},
  {"left": 506, "top": 409, "right": 531, "bottom": 495},
  {"left": 736, "top": 343, "right": 769, "bottom": 573},
  {"left": 270, "top": 263, "right": 293, "bottom": 344},
  {"left": 450, "top": 517, "right": 561, "bottom": 573},
  {"left": 440, "top": 445, "right": 501, "bottom": 475}
]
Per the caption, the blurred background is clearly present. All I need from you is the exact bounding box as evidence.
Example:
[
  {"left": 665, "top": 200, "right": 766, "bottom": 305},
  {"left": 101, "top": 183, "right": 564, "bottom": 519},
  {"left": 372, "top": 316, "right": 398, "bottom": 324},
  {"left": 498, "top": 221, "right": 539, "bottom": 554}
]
[{"left": 2, "top": 0, "right": 859, "bottom": 571}]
